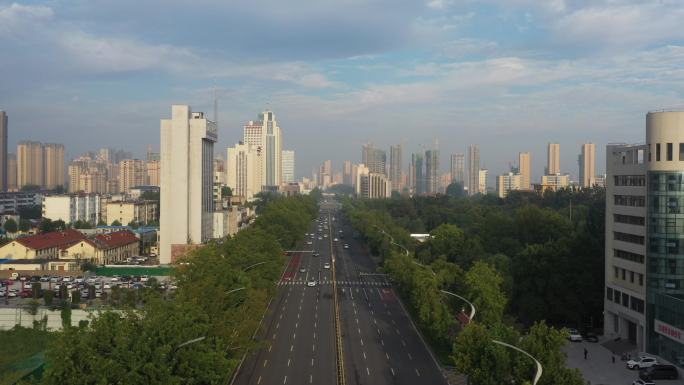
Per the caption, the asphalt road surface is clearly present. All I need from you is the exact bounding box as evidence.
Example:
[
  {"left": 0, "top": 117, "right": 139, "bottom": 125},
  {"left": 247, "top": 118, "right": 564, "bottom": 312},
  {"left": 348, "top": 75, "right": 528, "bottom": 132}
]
[{"left": 233, "top": 205, "right": 447, "bottom": 385}]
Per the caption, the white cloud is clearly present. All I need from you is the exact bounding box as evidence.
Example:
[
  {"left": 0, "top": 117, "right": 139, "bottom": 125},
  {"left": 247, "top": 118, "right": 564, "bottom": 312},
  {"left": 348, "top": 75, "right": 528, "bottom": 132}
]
[{"left": 0, "top": 3, "right": 53, "bottom": 37}]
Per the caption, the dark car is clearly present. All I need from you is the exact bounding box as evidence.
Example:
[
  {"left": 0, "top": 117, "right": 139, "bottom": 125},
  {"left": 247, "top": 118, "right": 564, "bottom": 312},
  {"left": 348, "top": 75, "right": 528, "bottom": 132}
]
[
  {"left": 639, "top": 364, "right": 679, "bottom": 380},
  {"left": 583, "top": 333, "right": 599, "bottom": 342}
]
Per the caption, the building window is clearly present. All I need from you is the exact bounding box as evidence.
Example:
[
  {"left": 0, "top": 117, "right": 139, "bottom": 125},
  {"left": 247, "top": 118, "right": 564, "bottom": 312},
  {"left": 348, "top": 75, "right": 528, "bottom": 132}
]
[
  {"left": 614, "top": 266, "right": 619, "bottom": 279},
  {"left": 630, "top": 271, "right": 634, "bottom": 283},
  {"left": 613, "top": 249, "right": 645, "bottom": 264},
  {"left": 680, "top": 143, "right": 684, "bottom": 161},
  {"left": 638, "top": 273, "right": 643, "bottom": 286},
  {"left": 614, "top": 195, "right": 645, "bottom": 207},
  {"left": 667, "top": 143, "right": 673, "bottom": 161},
  {"left": 622, "top": 292, "right": 629, "bottom": 306},
  {"left": 613, "top": 214, "right": 645, "bottom": 226},
  {"left": 656, "top": 143, "right": 661, "bottom": 161},
  {"left": 622, "top": 268, "right": 626, "bottom": 280},
  {"left": 614, "top": 231, "right": 645, "bottom": 245},
  {"left": 614, "top": 289, "right": 622, "bottom": 304},
  {"left": 606, "top": 287, "right": 613, "bottom": 301},
  {"left": 614, "top": 175, "right": 646, "bottom": 186}
]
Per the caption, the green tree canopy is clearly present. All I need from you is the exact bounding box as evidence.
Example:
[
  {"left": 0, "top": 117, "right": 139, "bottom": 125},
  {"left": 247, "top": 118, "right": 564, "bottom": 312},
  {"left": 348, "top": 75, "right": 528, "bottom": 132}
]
[{"left": 3, "top": 218, "right": 17, "bottom": 233}]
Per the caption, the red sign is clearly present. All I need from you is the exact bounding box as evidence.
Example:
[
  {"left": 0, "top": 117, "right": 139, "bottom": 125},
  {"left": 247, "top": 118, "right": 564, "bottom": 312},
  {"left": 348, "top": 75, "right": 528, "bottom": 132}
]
[{"left": 654, "top": 319, "right": 684, "bottom": 344}]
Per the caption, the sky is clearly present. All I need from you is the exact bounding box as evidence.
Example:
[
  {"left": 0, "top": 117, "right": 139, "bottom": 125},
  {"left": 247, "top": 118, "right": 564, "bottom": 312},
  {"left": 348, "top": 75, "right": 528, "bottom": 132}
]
[{"left": 1, "top": 0, "right": 684, "bottom": 183}]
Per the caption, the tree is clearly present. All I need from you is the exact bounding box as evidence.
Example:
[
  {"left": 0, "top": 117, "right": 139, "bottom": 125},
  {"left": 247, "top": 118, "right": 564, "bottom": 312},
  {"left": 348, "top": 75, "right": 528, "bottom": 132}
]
[
  {"left": 60, "top": 301, "right": 72, "bottom": 329},
  {"left": 111, "top": 220, "right": 122, "bottom": 226},
  {"left": 19, "top": 218, "right": 31, "bottom": 232},
  {"left": 44, "top": 290, "right": 54, "bottom": 306},
  {"left": 464, "top": 261, "right": 507, "bottom": 326},
  {"left": 140, "top": 191, "right": 160, "bottom": 202},
  {"left": 3, "top": 218, "right": 17, "bottom": 233},
  {"left": 446, "top": 182, "right": 466, "bottom": 198},
  {"left": 39, "top": 218, "right": 55, "bottom": 233},
  {"left": 221, "top": 186, "right": 232, "bottom": 198},
  {"left": 128, "top": 221, "right": 140, "bottom": 229},
  {"left": 20, "top": 184, "right": 41, "bottom": 192},
  {"left": 97, "top": 219, "right": 107, "bottom": 226}
]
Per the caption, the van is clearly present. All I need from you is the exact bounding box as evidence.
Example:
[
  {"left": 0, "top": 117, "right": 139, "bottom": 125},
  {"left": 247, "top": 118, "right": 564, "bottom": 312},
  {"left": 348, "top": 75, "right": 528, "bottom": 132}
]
[{"left": 639, "top": 364, "right": 679, "bottom": 380}]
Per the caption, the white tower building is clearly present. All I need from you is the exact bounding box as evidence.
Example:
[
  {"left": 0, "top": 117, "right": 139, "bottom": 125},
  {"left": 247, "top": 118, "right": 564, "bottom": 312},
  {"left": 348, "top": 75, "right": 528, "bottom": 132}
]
[{"left": 159, "top": 105, "right": 217, "bottom": 264}]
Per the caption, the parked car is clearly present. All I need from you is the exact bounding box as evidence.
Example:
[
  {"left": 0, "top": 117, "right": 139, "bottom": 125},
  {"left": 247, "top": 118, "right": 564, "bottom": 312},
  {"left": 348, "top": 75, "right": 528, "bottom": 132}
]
[
  {"left": 567, "top": 328, "right": 582, "bottom": 342},
  {"left": 50, "top": 276, "right": 61, "bottom": 283},
  {"left": 627, "top": 356, "right": 658, "bottom": 370},
  {"left": 140, "top": 275, "right": 149, "bottom": 282},
  {"left": 40, "top": 276, "right": 50, "bottom": 282},
  {"left": 19, "top": 289, "right": 34, "bottom": 298},
  {"left": 639, "top": 364, "right": 679, "bottom": 380},
  {"left": 583, "top": 333, "right": 599, "bottom": 342}
]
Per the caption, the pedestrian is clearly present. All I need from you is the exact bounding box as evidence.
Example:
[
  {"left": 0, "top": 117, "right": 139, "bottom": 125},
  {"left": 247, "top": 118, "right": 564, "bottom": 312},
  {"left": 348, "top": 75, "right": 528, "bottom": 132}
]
[{"left": 584, "top": 348, "right": 588, "bottom": 360}]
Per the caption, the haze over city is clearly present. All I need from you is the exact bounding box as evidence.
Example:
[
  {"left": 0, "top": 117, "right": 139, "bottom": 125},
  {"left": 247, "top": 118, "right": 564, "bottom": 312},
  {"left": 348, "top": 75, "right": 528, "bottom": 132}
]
[{"left": 3, "top": 0, "right": 684, "bottom": 180}]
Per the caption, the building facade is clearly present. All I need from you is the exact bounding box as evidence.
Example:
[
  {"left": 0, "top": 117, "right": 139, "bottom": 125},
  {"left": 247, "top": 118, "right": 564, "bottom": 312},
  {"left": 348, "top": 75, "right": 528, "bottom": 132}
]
[
  {"left": 478, "top": 169, "right": 488, "bottom": 195},
  {"left": 362, "top": 144, "right": 386, "bottom": 175},
  {"left": 281, "top": 150, "right": 295, "bottom": 184},
  {"left": 425, "top": 149, "right": 439, "bottom": 195},
  {"left": 579, "top": 143, "right": 597, "bottom": 188},
  {"left": 105, "top": 200, "right": 158, "bottom": 226},
  {"left": 496, "top": 172, "right": 522, "bottom": 198},
  {"left": 540, "top": 173, "right": 570, "bottom": 192},
  {"left": 119, "top": 159, "right": 146, "bottom": 193},
  {"left": 604, "top": 143, "right": 648, "bottom": 352},
  {"left": 410, "top": 153, "right": 425, "bottom": 196},
  {"left": 7, "top": 153, "right": 16, "bottom": 191},
  {"left": 42, "top": 194, "right": 102, "bottom": 224},
  {"left": 468, "top": 145, "right": 480, "bottom": 196},
  {"left": 390, "top": 144, "right": 403, "bottom": 192},
  {"left": 519, "top": 152, "right": 531, "bottom": 190},
  {"left": 160, "top": 105, "right": 216, "bottom": 264},
  {"left": 450, "top": 153, "right": 465, "bottom": 186},
  {"left": 17, "top": 141, "right": 44, "bottom": 189},
  {"left": 547, "top": 143, "right": 561, "bottom": 175},
  {"left": 0, "top": 111, "right": 7, "bottom": 191},
  {"left": 226, "top": 142, "right": 261, "bottom": 200},
  {"left": 43, "top": 143, "right": 65, "bottom": 190}
]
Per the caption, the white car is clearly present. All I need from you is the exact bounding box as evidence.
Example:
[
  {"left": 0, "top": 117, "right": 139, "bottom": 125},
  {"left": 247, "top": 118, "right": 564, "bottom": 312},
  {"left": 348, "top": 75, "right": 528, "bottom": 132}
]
[
  {"left": 626, "top": 356, "right": 658, "bottom": 370},
  {"left": 632, "top": 380, "right": 655, "bottom": 385},
  {"left": 333, "top": 238, "right": 339, "bottom": 242},
  {"left": 307, "top": 241, "right": 313, "bottom": 245},
  {"left": 567, "top": 328, "right": 582, "bottom": 342},
  {"left": 140, "top": 275, "right": 149, "bottom": 282},
  {"left": 343, "top": 244, "right": 350, "bottom": 249},
  {"left": 307, "top": 280, "right": 317, "bottom": 287},
  {"left": 103, "top": 282, "right": 112, "bottom": 289},
  {"left": 323, "top": 262, "right": 331, "bottom": 269}
]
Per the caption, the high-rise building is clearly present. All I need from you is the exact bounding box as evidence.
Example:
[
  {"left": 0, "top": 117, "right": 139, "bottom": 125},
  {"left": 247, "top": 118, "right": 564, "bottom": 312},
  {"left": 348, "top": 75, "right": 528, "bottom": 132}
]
[
  {"left": 478, "top": 169, "right": 488, "bottom": 194},
  {"left": 390, "top": 144, "right": 403, "bottom": 192},
  {"left": 519, "top": 152, "right": 531, "bottom": 190},
  {"left": 604, "top": 143, "right": 647, "bottom": 352},
  {"left": 43, "top": 143, "right": 65, "bottom": 190},
  {"left": 343, "top": 161, "right": 353, "bottom": 186},
  {"left": 425, "top": 149, "right": 439, "bottom": 194},
  {"left": 579, "top": 143, "right": 596, "bottom": 188},
  {"left": 450, "top": 153, "right": 465, "bottom": 186},
  {"left": 119, "top": 159, "right": 146, "bottom": 193},
  {"left": 226, "top": 142, "right": 261, "bottom": 200},
  {"left": 7, "top": 153, "right": 16, "bottom": 191},
  {"left": 68, "top": 157, "right": 89, "bottom": 193},
  {"left": 362, "top": 144, "right": 386, "bottom": 175},
  {"left": 281, "top": 150, "right": 295, "bottom": 184},
  {"left": 547, "top": 143, "right": 561, "bottom": 175},
  {"left": 0, "top": 111, "right": 7, "bottom": 191},
  {"left": 410, "top": 153, "right": 425, "bottom": 196},
  {"left": 146, "top": 160, "right": 160, "bottom": 186},
  {"left": 467, "top": 145, "right": 480, "bottom": 196},
  {"left": 496, "top": 172, "right": 521, "bottom": 198},
  {"left": 160, "top": 105, "right": 217, "bottom": 264},
  {"left": 79, "top": 171, "right": 106, "bottom": 194},
  {"left": 17, "top": 141, "right": 44, "bottom": 189},
  {"left": 244, "top": 110, "right": 282, "bottom": 190},
  {"left": 643, "top": 111, "right": 684, "bottom": 362},
  {"left": 356, "top": 164, "right": 390, "bottom": 199},
  {"left": 146, "top": 145, "right": 160, "bottom": 161}
]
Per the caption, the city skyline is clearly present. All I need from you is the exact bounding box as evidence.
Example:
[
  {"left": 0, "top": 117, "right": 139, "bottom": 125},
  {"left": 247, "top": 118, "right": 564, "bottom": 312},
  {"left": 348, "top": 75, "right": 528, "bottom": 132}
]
[{"left": 3, "top": 1, "right": 684, "bottom": 181}]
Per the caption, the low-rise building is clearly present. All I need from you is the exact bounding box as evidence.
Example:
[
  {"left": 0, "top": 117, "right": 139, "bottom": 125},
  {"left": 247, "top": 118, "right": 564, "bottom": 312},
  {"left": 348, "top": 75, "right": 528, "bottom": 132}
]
[
  {"left": 540, "top": 173, "right": 571, "bottom": 192},
  {"left": 63, "top": 230, "right": 139, "bottom": 264},
  {"left": 0, "top": 192, "right": 42, "bottom": 213},
  {"left": 42, "top": 194, "right": 102, "bottom": 224},
  {"left": 496, "top": 172, "right": 522, "bottom": 198},
  {"left": 0, "top": 229, "right": 85, "bottom": 259},
  {"left": 105, "top": 200, "right": 158, "bottom": 226}
]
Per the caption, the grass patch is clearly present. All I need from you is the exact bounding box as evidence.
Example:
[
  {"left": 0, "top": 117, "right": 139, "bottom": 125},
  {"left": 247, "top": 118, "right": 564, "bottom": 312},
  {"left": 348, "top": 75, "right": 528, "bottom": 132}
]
[{"left": 0, "top": 326, "right": 54, "bottom": 385}]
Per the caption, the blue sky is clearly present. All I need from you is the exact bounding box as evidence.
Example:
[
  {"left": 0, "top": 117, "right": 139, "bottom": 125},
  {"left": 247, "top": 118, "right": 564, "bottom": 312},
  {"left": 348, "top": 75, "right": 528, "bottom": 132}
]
[{"left": 1, "top": 0, "right": 684, "bottom": 183}]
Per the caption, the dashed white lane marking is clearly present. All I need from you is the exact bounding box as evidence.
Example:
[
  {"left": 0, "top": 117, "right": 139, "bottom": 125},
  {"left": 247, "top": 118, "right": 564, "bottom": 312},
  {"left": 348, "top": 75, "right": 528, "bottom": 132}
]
[
  {"left": 309, "top": 375, "right": 313, "bottom": 384},
  {"left": 377, "top": 328, "right": 381, "bottom": 335},
  {"left": 290, "top": 344, "right": 294, "bottom": 352},
  {"left": 312, "top": 344, "right": 316, "bottom": 352},
  {"left": 381, "top": 339, "right": 384, "bottom": 346},
  {"left": 366, "top": 367, "right": 370, "bottom": 376},
  {"left": 263, "top": 359, "right": 268, "bottom": 367},
  {"left": 390, "top": 368, "right": 395, "bottom": 376},
  {"left": 373, "top": 319, "right": 377, "bottom": 325},
  {"left": 276, "top": 322, "right": 280, "bottom": 329},
  {"left": 357, "top": 328, "right": 361, "bottom": 334},
  {"left": 415, "top": 368, "right": 421, "bottom": 376},
  {"left": 283, "top": 375, "right": 287, "bottom": 384},
  {"left": 408, "top": 352, "right": 413, "bottom": 360},
  {"left": 385, "top": 352, "right": 390, "bottom": 360},
  {"left": 311, "top": 358, "right": 314, "bottom": 367},
  {"left": 257, "top": 375, "right": 262, "bottom": 384},
  {"left": 293, "top": 333, "right": 296, "bottom": 339},
  {"left": 295, "top": 322, "right": 298, "bottom": 329},
  {"left": 395, "top": 328, "right": 400, "bottom": 335},
  {"left": 401, "top": 340, "right": 406, "bottom": 347},
  {"left": 287, "top": 359, "right": 291, "bottom": 367},
  {"left": 363, "top": 351, "right": 367, "bottom": 359},
  {"left": 269, "top": 345, "right": 272, "bottom": 352},
  {"left": 360, "top": 338, "right": 364, "bottom": 346},
  {"left": 272, "top": 333, "right": 277, "bottom": 340}
]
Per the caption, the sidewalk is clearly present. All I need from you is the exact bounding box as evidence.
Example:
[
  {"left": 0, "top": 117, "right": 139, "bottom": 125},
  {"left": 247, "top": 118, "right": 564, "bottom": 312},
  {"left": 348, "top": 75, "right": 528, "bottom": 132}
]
[{"left": 564, "top": 339, "right": 683, "bottom": 385}]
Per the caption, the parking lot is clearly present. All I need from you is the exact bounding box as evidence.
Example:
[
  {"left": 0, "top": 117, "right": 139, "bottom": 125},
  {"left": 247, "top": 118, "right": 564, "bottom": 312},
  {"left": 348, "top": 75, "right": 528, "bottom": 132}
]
[
  {"left": 565, "top": 338, "right": 683, "bottom": 385},
  {"left": 0, "top": 274, "right": 173, "bottom": 306}
]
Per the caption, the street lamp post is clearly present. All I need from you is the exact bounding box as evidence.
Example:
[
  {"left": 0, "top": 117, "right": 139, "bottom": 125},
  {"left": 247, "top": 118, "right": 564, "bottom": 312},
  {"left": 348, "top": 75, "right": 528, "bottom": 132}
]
[
  {"left": 373, "top": 225, "right": 410, "bottom": 256},
  {"left": 225, "top": 287, "right": 246, "bottom": 295},
  {"left": 175, "top": 336, "right": 206, "bottom": 350},
  {"left": 243, "top": 261, "right": 267, "bottom": 271},
  {"left": 440, "top": 290, "right": 476, "bottom": 322},
  {"left": 492, "top": 340, "right": 543, "bottom": 385}
]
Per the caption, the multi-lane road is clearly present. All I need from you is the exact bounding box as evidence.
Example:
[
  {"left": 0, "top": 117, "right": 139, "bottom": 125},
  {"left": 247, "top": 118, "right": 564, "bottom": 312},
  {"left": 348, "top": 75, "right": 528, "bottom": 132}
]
[{"left": 233, "top": 204, "right": 448, "bottom": 385}]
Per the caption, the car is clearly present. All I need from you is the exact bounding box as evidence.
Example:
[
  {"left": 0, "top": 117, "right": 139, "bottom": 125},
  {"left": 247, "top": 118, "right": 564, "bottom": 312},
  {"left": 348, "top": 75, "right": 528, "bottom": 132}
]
[
  {"left": 111, "top": 276, "right": 120, "bottom": 282},
  {"left": 312, "top": 252, "right": 320, "bottom": 257},
  {"left": 333, "top": 238, "right": 339, "bottom": 242},
  {"left": 40, "top": 275, "right": 50, "bottom": 282},
  {"left": 74, "top": 276, "right": 84, "bottom": 283},
  {"left": 141, "top": 275, "right": 149, "bottom": 282},
  {"left": 23, "top": 281, "right": 34, "bottom": 289},
  {"left": 19, "top": 275, "right": 27, "bottom": 281},
  {"left": 343, "top": 244, "right": 350, "bottom": 249},
  {"left": 307, "top": 280, "right": 317, "bottom": 287},
  {"left": 62, "top": 276, "right": 72, "bottom": 282},
  {"left": 632, "top": 380, "right": 655, "bottom": 385},
  {"left": 583, "top": 333, "right": 599, "bottom": 342},
  {"left": 30, "top": 275, "right": 41, "bottom": 282},
  {"left": 567, "top": 328, "right": 582, "bottom": 342},
  {"left": 627, "top": 356, "right": 658, "bottom": 370},
  {"left": 103, "top": 282, "right": 112, "bottom": 289},
  {"left": 307, "top": 241, "right": 313, "bottom": 245},
  {"left": 323, "top": 262, "right": 331, "bottom": 269},
  {"left": 50, "top": 276, "right": 61, "bottom": 283},
  {"left": 8, "top": 290, "right": 17, "bottom": 297},
  {"left": 299, "top": 268, "right": 306, "bottom": 273},
  {"left": 318, "top": 237, "right": 323, "bottom": 240},
  {"left": 639, "top": 364, "right": 679, "bottom": 380},
  {"left": 19, "top": 289, "right": 34, "bottom": 298}
]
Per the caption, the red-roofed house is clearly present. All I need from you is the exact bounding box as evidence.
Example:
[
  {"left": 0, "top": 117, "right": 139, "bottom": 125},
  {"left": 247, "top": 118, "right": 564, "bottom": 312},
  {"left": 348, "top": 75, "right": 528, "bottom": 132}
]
[
  {"left": 64, "top": 230, "right": 140, "bottom": 264},
  {"left": 0, "top": 229, "right": 85, "bottom": 260}
]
